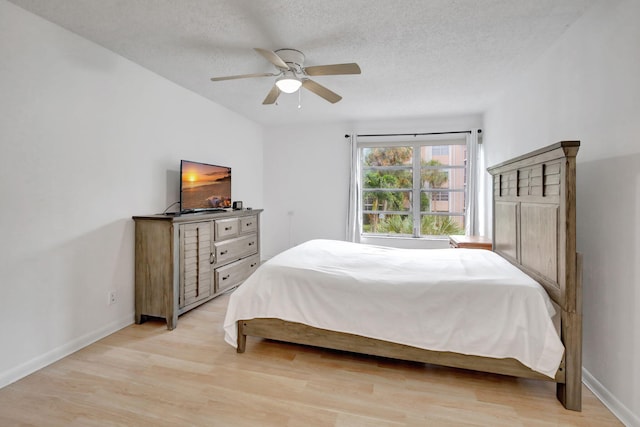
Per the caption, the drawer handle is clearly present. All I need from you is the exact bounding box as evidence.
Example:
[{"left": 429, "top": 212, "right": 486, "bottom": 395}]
[
  {"left": 245, "top": 222, "right": 252, "bottom": 226},
  {"left": 225, "top": 226, "right": 232, "bottom": 231},
  {"left": 248, "top": 242, "right": 255, "bottom": 246},
  {"left": 222, "top": 274, "right": 230, "bottom": 281},
  {"left": 210, "top": 253, "right": 214, "bottom": 264},
  {"left": 220, "top": 250, "right": 228, "bottom": 255},
  {"left": 250, "top": 263, "right": 257, "bottom": 268}
]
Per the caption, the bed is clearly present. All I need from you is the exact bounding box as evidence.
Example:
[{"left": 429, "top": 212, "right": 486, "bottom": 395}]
[{"left": 223, "top": 141, "right": 582, "bottom": 411}]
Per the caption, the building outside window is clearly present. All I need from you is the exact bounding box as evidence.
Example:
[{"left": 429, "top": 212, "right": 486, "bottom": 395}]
[{"left": 360, "top": 138, "right": 467, "bottom": 237}]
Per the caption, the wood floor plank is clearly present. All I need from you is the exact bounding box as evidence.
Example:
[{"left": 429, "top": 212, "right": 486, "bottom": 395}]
[{"left": 0, "top": 292, "right": 622, "bottom": 426}]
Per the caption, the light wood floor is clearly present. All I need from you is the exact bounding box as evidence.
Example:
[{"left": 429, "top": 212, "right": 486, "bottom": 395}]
[{"left": 0, "top": 293, "right": 621, "bottom": 427}]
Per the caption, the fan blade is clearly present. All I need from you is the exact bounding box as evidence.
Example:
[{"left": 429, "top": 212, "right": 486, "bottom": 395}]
[
  {"left": 262, "top": 85, "right": 281, "bottom": 105},
  {"left": 254, "top": 48, "right": 289, "bottom": 70},
  {"left": 302, "top": 79, "right": 342, "bottom": 103},
  {"left": 304, "top": 63, "right": 361, "bottom": 76},
  {"left": 211, "top": 72, "right": 276, "bottom": 82}
]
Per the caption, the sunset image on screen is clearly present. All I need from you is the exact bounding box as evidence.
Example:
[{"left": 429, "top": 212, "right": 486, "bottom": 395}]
[{"left": 181, "top": 161, "right": 231, "bottom": 210}]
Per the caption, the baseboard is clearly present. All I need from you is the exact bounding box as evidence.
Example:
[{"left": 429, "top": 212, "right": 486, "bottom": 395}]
[
  {"left": 0, "top": 313, "right": 134, "bottom": 389},
  {"left": 583, "top": 367, "right": 639, "bottom": 427}
]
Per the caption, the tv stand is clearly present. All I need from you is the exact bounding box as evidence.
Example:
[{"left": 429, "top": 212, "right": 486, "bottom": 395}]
[{"left": 133, "top": 209, "right": 262, "bottom": 329}]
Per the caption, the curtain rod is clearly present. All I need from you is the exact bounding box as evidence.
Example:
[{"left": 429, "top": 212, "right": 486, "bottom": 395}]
[{"left": 345, "top": 130, "right": 479, "bottom": 138}]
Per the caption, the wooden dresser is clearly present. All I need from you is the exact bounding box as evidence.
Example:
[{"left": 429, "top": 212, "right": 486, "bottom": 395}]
[
  {"left": 448, "top": 235, "right": 492, "bottom": 250},
  {"left": 133, "top": 209, "right": 262, "bottom": 329}
]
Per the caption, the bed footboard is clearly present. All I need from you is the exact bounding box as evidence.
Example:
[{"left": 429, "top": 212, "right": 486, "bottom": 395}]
[{"left": 237, "top": 318, "right": 564, "bottom": 383}]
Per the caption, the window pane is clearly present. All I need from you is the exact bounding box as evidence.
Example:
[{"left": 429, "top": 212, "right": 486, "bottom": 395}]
[
  {"left": 420, "top": 215, "right": 465, "bottom": 236},
  {"left": 419, "top": 142, "right": 466, "bottom": 237},
  {"left": 421, "top": 142, "right": 466, "bottom": 166},
  {"left": 363, "top": 169, "right": 413, "bottom": 189},
  {"left": 363, "top": 146, "right": 413, "bottom": 166},
  {"left": 431, "top": 145, "right": 449, "bottom": 156},
  {"left": 421, "top": 167, "right": 464, "bottom": 190},
  {"left": 421, "top": 190, "right": 465, "bottom": 214},
  {"left": 421, "top": 167, "right": 448, "bottom": 189},
  {"left": 362, "top": 213, "right": 413, "bottom": 235},
  {"left": 363, "top": 190, "right": 412, "bottom": 212}
]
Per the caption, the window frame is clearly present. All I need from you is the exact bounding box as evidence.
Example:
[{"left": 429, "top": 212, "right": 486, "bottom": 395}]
[{"left": 359, "top": 137, "right": 468, "bottom": 239}]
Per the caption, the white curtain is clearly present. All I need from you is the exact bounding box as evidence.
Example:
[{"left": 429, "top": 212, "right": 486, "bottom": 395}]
[
  {"left": 465, "top": 129, "right": 481, "bottom": 236},
  {"left": 346, "top": 134, "right": 362, "bottom": 242},
  {"left": 476, "top": 132, "right": 487, "bottom": 237}
]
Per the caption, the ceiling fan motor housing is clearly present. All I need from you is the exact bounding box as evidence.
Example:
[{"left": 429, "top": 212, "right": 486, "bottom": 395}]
[{"left": 275, "top": 48, "right": 305, "bottom": 72}]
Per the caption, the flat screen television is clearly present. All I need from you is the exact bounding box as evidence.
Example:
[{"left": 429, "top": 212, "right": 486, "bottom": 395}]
[{"left": 180, "top": 160, "right": 231, "bottom": 212}]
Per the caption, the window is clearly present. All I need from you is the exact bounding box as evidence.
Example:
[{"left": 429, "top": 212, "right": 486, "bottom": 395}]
[
  {"left": 360, "top": 139, "right": 467, "bottom": 237},
  {"left": 431, "top": 145, "right": 449, "bottom": 156}
]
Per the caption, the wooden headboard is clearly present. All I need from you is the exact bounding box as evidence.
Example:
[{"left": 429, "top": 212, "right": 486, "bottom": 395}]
[
  {"left": 488, "top": 141, "right": 582, "bottom": 410},
  {"left": 487, "top": 141, "right": 579, "bottom": 311}
]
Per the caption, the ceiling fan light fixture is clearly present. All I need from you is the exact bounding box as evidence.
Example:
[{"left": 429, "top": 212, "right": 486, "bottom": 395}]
[
  {"left": 275, "top": 74, "right": 302, "bottom": 93},
  {"left": 211, "top": 48, "right": 359, "bottom": 105}
]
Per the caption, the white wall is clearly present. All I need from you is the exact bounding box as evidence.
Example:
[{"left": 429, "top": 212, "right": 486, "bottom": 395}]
[
  {"left": 483, "top": 1, "right": 640, "bottom": 425},
  {"left": 262, "top": 123, "right": 351, "bottom": 259},
  {"left": 262, "top": 115, "right": 482, "bottom": 258},
  {"left": 0, "top": 0, "right": 263, "bottom": 387}
]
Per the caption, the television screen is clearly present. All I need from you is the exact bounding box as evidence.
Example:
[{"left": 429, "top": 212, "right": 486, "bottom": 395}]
[{"left": 180, "top": 160, "right": 231, "bottom": 211}]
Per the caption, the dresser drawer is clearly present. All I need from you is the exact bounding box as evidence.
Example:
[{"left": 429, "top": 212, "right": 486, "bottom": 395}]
[
  {"left": 240, "top": 215, "right": 258, "bottom": 234},
  {"left": 215, "top": 218, "right": 239, "bottom": 241},
  {"left": 214, "top": 233, "right": 258, "bottom": 264},
  {"left": 215, "top": 254, "right": 260, "bottom": 292}
]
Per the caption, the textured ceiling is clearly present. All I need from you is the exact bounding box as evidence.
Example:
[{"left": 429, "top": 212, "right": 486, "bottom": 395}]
[{"left": 8, "top": 0, "right": 597, "bottom": 126}]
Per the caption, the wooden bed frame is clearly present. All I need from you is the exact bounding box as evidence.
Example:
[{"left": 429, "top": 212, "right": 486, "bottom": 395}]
[{"left": 236, "top": 141, "right": 582, "bottom": 411}]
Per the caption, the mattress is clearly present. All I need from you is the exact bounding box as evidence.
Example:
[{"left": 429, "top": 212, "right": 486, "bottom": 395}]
[{"left": 223, "top": 239, "right": 564, "bottom": 377}]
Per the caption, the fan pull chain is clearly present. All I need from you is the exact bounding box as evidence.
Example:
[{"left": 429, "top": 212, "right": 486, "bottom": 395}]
[{"left": 298, "top": 89, "right": 302, "bottom": 109}]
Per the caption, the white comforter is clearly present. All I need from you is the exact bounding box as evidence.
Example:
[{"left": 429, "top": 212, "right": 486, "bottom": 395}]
[{"left": 223, "top": 239, "right": 564, "bottom": 378}]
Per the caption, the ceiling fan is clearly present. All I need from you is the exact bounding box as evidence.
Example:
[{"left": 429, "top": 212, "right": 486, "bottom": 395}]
[{"left": 210, "top": 48, "right": 361, "bottom": 105}]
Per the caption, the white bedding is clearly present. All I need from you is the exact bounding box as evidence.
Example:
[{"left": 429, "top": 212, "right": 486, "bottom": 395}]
[{"left": 223, "top": 239, "right": 564, "bottom": 378}]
